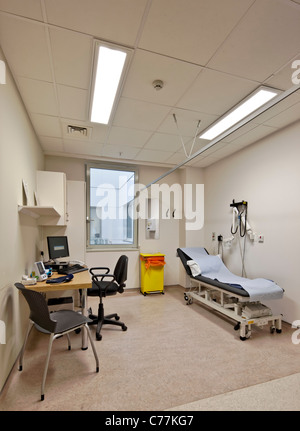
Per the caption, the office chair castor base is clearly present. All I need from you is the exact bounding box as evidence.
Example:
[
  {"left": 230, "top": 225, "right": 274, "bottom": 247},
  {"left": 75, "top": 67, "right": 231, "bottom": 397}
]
[
  {"left": 96, "top": 333, "right": 102, "bottom": 341},
  {"left": 122, "top": 324, "right": 127, "bottom": 331}
]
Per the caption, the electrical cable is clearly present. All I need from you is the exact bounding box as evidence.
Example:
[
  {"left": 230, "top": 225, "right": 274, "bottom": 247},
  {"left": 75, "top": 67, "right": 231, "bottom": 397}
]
[
  {"left": 231, "top": 221, "right": 238, "bottom": 235},
  {"left": 240, "top": 209, "right": 247, "bottom": 237},
  {"left": 241, "top": 234, "right": 247, "bottom": 277}
]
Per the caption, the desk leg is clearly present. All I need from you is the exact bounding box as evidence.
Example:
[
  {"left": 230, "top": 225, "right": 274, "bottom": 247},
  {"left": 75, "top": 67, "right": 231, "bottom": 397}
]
[{"left": 81, "top": 289, "right": 88, "bottom": 350}]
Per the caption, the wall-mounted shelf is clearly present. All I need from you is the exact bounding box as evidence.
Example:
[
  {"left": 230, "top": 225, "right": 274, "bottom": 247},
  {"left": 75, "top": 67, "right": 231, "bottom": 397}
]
[
  {"left": 18, "top": 205, "right": 60, "bottom": 219},
  {"left": 18, "top": 171, "right": 66, "bottom": 225},
  {"left": 36, "top": 171, "right": 67, "bottom": 226}
]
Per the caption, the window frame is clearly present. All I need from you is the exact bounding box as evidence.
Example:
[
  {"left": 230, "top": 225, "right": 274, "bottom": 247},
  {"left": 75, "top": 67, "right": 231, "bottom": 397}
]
[{"left": 86, "top": 161, "right": 139, "bottom": 251}]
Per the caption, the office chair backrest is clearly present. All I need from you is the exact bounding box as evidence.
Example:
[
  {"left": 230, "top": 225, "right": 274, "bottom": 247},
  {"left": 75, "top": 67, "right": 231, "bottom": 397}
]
[
  {"left": 114, "top": 255, "right": 128, "bottom": 288},
  {"left": 15, "top": 283, "right": 57, "bottom": 333}
]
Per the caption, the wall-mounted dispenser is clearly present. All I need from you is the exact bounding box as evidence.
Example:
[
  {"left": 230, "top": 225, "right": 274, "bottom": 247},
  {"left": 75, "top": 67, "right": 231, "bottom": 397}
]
[
  {"left": 146, "top": 218, "right": 157, "bottom": 232},
  {"left": 146, "top": 198, "right": 159, "bottom": 239}
]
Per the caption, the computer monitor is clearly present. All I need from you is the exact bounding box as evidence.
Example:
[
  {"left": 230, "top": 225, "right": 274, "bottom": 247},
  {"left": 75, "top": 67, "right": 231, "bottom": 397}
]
[{"left": 47, "top": 236, "right": 70, "bottom": 261}]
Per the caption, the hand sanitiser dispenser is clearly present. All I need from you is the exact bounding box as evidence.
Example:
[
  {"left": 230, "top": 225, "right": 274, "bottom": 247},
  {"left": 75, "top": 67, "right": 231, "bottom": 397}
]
[
  {"left": 146, "top": 219, "right": 157, "bottom": 232},
  {"left": 147, "top": 219, "right": 156, "bottom": 232}
]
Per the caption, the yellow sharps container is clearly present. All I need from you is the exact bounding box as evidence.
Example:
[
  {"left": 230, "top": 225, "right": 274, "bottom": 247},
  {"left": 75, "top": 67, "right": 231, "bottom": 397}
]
[{"left": 140, "top": 253, "right": 166, "bottom": 295}]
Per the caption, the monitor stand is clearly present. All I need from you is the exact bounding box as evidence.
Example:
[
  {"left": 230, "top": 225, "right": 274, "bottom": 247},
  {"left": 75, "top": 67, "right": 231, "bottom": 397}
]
[{"left": 44, "top": 260, "right": 69, "bottom": 271}]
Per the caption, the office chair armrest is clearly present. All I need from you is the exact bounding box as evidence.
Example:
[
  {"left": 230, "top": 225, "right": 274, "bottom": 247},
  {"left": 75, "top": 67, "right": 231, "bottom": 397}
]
[
  {"left": 92, "top": 273, "right": 116, "bottom": 294},
  {"left": 89, "top": 267, "right": 110, "bottom": 277}
]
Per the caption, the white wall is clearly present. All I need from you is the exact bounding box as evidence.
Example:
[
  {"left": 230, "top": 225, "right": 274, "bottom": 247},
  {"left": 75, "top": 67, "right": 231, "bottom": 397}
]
[
  {"left": 178, "top": 166, "right": 205, "bottom": 286},
  {"left": 203, "top": 120, "right": 300, "bottom": 324},
  {"left": 45, "top": 157, "right": 205, "bottom": 289},
  {"left": 0, "top": 48, "right": 44, "bottom": 391}
]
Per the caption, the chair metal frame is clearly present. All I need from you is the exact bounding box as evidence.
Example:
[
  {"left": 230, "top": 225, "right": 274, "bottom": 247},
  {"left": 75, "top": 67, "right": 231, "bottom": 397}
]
[{"left": 15, "top": 282, "right": 99, "bottom": 401}]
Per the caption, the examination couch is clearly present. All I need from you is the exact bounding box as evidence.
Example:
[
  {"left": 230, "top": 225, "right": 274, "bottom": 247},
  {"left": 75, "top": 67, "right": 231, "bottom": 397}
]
[{"left": 177, "top": 247, "right": 283, "bottom": 340}]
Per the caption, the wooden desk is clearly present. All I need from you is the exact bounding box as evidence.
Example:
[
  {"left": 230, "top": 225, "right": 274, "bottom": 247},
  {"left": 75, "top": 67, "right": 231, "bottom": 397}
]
[
  {"left": 28, "top": 269, "right": 91, "bottom": 293},
  {"left": 26, "top": 270, "right": 91, "bottom": 349}
]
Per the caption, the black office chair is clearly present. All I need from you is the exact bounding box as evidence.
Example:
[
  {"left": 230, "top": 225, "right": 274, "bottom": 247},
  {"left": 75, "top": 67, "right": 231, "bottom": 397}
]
[
  {"left": 15, "top": 282, "right": 99, "bottom": 401},
  {"left": 88, "top": 255, "right": 128, "bottom": 341}
]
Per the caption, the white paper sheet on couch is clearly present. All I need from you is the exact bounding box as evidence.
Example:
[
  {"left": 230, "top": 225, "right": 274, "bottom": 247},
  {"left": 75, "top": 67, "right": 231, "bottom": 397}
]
[{"left": 182, "top": 247, "right": 283, "bottom": 301}]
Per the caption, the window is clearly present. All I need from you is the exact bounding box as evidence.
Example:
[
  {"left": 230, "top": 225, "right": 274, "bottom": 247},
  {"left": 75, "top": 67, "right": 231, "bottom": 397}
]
[{"left": 86, "top": 163, "right": 138, "bottom": 249}]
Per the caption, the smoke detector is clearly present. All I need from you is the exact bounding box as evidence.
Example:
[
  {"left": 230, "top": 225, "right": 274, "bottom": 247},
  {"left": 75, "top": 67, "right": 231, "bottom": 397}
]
[{"left": 152, "top": 79, "right": 164, "bottom": 91}]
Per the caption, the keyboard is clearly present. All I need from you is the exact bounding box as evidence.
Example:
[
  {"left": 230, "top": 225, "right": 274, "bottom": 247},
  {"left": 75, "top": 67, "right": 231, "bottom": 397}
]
[{"left": 58, "top": 264, "right": 88, "bottom": 275}]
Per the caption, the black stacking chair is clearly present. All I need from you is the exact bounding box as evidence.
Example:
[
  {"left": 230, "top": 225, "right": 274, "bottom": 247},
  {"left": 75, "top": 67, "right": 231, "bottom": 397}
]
[
  {"left": 88, "top": 255, "right": 128, "bottom": 341},
  {"left": 15, "top": 282, "right": 99, "bottom": 401}
]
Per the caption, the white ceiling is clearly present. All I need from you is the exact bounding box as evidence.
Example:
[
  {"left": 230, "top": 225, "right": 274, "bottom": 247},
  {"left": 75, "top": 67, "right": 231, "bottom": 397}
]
[{"left": 0, "top": 0, "right": 299, "bottom": 168}]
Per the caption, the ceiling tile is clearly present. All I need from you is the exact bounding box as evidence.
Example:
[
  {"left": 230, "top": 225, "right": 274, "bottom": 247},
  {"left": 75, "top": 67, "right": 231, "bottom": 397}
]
[
  {"left": 39, "top": 136, "right": 64, "bottom": 153},
  {"left": 262, "top": 101, "right": 300, "bottom": 128},
  {"left": 57, "top": 84, "right": 88, "bottom": 121},
  {"left": 218, "top": 122, "right": 259, "bottom": 143},
  {"left": 158, "top": 108, "right": 218, "bottom": 137},
  {"left": 44, "top": 0, "right": 148, "bottom": 44},
  {"left": 253, "top": 91, "right": 300, "bottom": 125},
  {"left": 177, "top": 68, "right": 258, "bottom": 115},
  {"left": 264, "top": 54, "right": 300, "bottom": 90},
  {"left": 208, "top": 0, "right": 300, "bottom": 81},
  {"left": 64, "top": 139, "right": 103, "bottom": 157},
  {"left": 165, "top": 152, "right": 187, "bottom": 165},
  {"left": 196, "top": 141, "right": 227, "bottom": 157},
  {"left": 17, "top": 77, "right": 58, "bottom": 116},
  {"left": 49, "top": 27, "right": 93, "bottom": 89},
  {"left": 189, "top": 155, "right": 219, "bottom": 168},
  {"left": 63, "top": 139, "right": 104, "bottom": 157},
  {"left": 230, "top": 124, "right": 278, "bottom": 148},
  {"left": 88, "top": 124, "right": 110, "bottom": 143},
  {"left": 113, "top": 98, "right": 171, "bottom": 131},
  {"left": 108, "top": 126, "right": 152, "bottom": 148},
  {"left": 207, "top": 142, "right": 239, "bottom": 160},
  {"left": 144, "top": 132, "right": 182, "bottom": 153},
  {"left": 0, "top": 15, "right": 52, "bottom": 81},
  {"left": 101, "top": 144, "right": 141, "bottom": 160},
  {"left": 0, "top": 0, "right": 43, "bottom": 20},
  {"left": 30, "top": 113, "right": 61, "bottom": 138},
  {"left": 122, "top": 49, "right": 201, "bottom": 105},
  {"left": 187, "top": 137, "right": 216, "bottom": 157},
  {"left": 134, "top": 148, "right": 174, "bottom": 163},
  {"left": 139, "top": 0, "right": 256, "bottom": 65}
]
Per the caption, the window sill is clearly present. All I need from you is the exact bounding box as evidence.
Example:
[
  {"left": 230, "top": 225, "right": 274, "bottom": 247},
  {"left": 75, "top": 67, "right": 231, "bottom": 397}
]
[{"left": 86, "top": 247, "right": 140, "bottom": 253}]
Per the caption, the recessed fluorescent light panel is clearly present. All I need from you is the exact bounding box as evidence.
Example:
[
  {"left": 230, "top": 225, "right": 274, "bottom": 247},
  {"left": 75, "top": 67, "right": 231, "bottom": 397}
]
[
  {"left": 199, "top": 86, "right": 280, "bottom": 141},
  {"left": 90, "top": 42, "right": 132, "bottom": 124}
]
